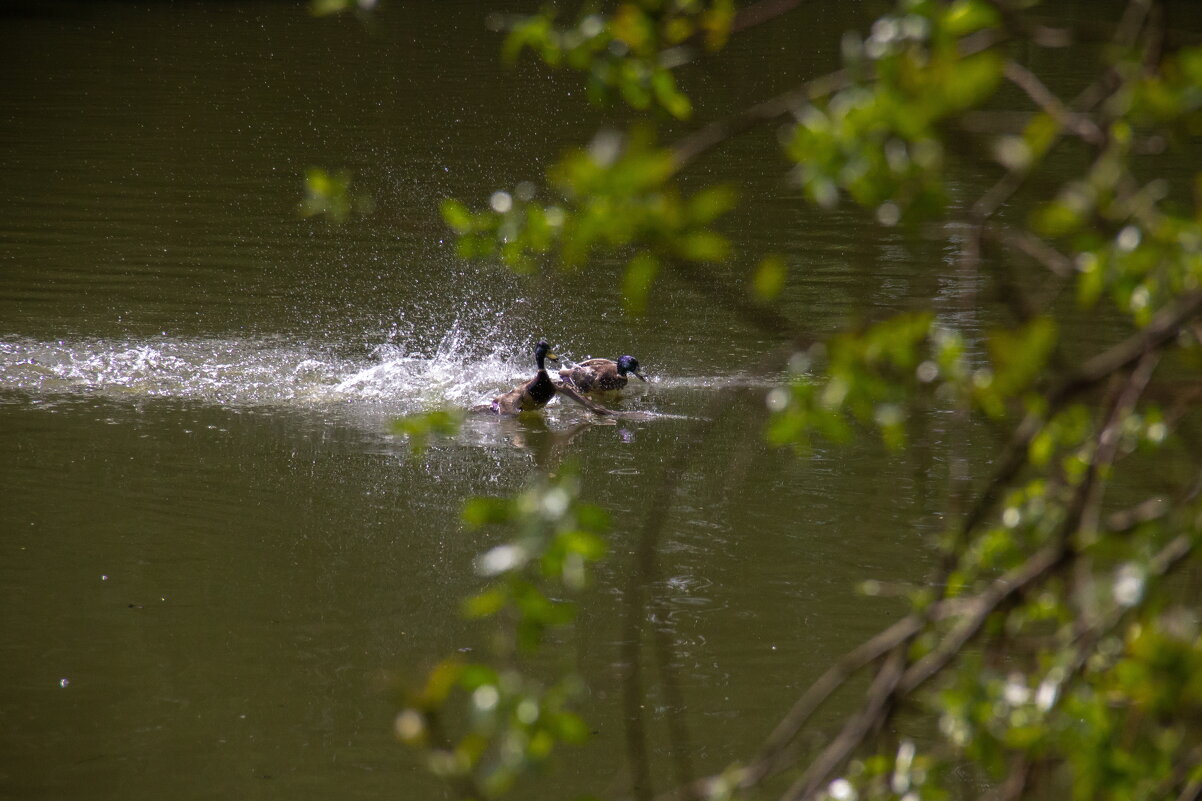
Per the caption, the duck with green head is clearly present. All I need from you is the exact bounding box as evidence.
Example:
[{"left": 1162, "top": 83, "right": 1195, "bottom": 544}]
[
  {"left": 559, "top": 354, "right": 648, "bottom": 394},
  {"left": 482, "top": 341, "right": 613, "bottom": 416}
]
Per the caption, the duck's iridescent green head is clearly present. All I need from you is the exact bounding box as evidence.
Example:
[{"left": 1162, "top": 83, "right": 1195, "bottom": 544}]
[
  {"left": 617, "top": 355, "right": 647, "bottom": 381},
  {"left": 535, "top": 340, "right": 559, "bottom": 368}
]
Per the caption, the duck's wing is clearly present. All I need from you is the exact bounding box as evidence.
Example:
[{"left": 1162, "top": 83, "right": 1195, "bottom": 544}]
[
  {"left": 555, "top": 383, "right": 614, "bottom": 415},
  {"left": 578, "top": 358, "right": 616, "bottom": 368},
  {"left": 559, "top": 364, "right": 595, "bottom": 391},
  {"left": 489, "top": 386, "right": 525, "bottom": 414}
]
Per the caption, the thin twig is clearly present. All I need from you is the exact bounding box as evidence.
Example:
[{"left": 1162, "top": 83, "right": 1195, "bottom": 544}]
[
  {"left": 1002, "top": 61, "right": 1106, "bottom": 145},
  {"left": 981, "top": 225, "right": 1074, "bottom": 278},
  {"left": 669, "top": 259, "right": 811, "bottom": 344},
  {"left": 730, "top": 0, "right": 807, "bottom": 35},
  {"left": 670, "top": 29, "right": 1004, "bottom": 171},
  {"left": 960, "top": 288, "right": 1202, "bottom": 537},
  {"left": 978, "top": 756, "right": 1031, "bottom": 801},
  {"left": 759, "top": 342, "right": 1172, "bottom": 799}
]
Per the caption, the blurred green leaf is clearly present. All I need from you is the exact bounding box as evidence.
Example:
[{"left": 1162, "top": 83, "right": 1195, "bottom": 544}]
[
  {"left": 674, "top": 230, "right": 730, "bottom": 262},
  {"left": 300, "top": 167, "right": 356, "bottom": 223},
  {"left": 652, "top": 68, "right": 693, "bottom": 120},
  {"left": 987, "top": 317, "right": 1057, "bottom": 398},
  {"left": 687, "top": 185, "right": 738, "bottom": 224},
  {"left": 463, "top": 497, "right": 513, "bottom": 527},
  {"left": 623, "top": 251, "right": 659, "bottom": 315},
  {"left": 391, "top": 408, "right": 463, "bottom": 454},
  {"left": 464, "top": 587, "right": 509, "bottom": 619},
  {"left": 753, "top": 254, "right": 788, "bottom": 301},
  {"left": 942, "top": 0, "right": 1001, "bottom": 37},
  {"left": 441, "top": 199, "right": 474, "bottom": 234}
]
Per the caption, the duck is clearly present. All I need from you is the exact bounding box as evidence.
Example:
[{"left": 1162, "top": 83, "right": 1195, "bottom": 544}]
[
  {"left": 480, "top": 341, "right": 614, "bottom": 416},
  {"left": 559, "top": 355, "right": 648, "bottom": 393}
]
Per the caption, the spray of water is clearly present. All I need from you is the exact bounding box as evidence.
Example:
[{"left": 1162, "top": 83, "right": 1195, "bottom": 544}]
[{"left": 0, "top": 319, "right": 545, "bottom": 415}]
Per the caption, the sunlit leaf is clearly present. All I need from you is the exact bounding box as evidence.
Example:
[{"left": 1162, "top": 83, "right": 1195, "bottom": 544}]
[{"left": 987, "top": 317, "right": 1057, "bottom": 397}]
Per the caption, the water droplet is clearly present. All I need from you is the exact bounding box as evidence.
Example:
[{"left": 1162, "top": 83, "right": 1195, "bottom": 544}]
[{"left": 59, "top": 678, "right": 69, "bottom": 688}]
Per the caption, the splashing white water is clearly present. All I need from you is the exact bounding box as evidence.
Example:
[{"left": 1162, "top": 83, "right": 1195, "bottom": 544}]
[{"left": 0, "top": 330, "right": 541, "bottom": 413}]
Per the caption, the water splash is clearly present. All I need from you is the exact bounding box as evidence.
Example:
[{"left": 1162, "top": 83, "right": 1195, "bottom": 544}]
[{"left": 0, "top": 330, "right": 539, "bottom": 414}]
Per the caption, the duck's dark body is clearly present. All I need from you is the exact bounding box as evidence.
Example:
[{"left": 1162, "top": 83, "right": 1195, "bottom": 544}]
[
  {"left": 488, "top": 341, "right": 559, "bottom": 414},
  {"left": 477, "top": 341, "right": 615, "bottom": 416},
  {"left": 559, "top": 355, "right": 647, "bottom": 393},
  {"left": 491, "top": 366, "right": 557, "bottom": 413}
]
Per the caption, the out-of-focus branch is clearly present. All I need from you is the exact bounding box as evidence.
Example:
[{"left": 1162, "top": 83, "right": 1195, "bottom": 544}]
[
  {"left": 981, "top": 226, "right": 1074, "bottom": 278},
  {"left": 1003, "top": 61, "right": 1106, "bottom": 145},
  {"left": 670, "top": 68, "right": 851, "bottom": 171},
  {"left": 979, "top": 756, "right": 1032, "bottom": 801},
  {"left": 673, "top": 27, "right": 1005, "bottom": 171},
  {"left": 668, "top": 259, "right": 816, "bottom": 347},
  {"left": 781, "top": 648, "right": 908, "bottom": 801},
  {"left": 730, "top": 0, "right": 807, "bottom": 35},
  {"left": 960, "top": 288, "right": 1202, "bottom": 537}
]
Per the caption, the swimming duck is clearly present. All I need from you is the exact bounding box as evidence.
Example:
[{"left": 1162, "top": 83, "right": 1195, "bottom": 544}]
[
  {"left": 559, "top": 355, "right": 648, "bottom": 393},
  {"left": 482, "top": 341, "right": 613, "bottom": 416}
]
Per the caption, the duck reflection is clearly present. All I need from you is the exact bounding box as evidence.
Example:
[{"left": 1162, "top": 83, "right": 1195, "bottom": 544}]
[{"left": 497, "top": 414, "right": 613, "bottom": 469}]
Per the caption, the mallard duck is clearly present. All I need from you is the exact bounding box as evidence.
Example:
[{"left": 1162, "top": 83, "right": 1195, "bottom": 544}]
[
  {"left": 481, "top": 341, "right": 614, "bottom": 416},
  {"left": 559, "top": 355, "right": 648, "bottom": 393}
]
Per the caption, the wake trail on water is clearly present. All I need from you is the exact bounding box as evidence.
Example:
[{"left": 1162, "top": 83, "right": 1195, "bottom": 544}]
[
  {"left": 0, "top": 322, "right": 767, "bottom": 417},
  {"left": 0, "top": 323, "right": 544, "bottom": 414}
]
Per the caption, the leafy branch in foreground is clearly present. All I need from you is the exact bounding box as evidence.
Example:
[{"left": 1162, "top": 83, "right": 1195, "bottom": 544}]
[
  {"left": 499, "top": 0, "right": 738, "bottom": 118},
  {"left": 394, "top": 469, "right": 608, "bottom": 798},
  {"left": 401, "top": 1, "right": 1202, "bottom": 800}
]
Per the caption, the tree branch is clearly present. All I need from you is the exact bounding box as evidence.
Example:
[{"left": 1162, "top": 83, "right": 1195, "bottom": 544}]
[{"left": 1002, "top": 60, "right": 1106, "bottom": 146}]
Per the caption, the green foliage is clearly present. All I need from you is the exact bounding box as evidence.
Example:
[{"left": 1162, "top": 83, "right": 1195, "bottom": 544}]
[
  {"left": 785, "top": 0, "right": 1004, "bottom": 224},
  {"left": 765, "top": 313, "right": 966, "bottom": 452},
  {"left": 751, "top": 254, "right": 787, "bottom": 302},
  {"left": 391, "top": 409, "right": 464, "bottom": 454},
  {"left": 397, "top": 469, "right": 608, "bottom": 798},
  {"left": 309, "top": 0, "right": 376, "bottom": 16},
  {"left": 440, "top": 127, "right": 736, "bottom": 313},
  {"left": 389, "top": 1, "right": 1202, "bottom": 800},
  {"left": 501, "top": 1, "right": 735, "bottom": 118},
  {"left": 299, "top": 167, "right": 375, "bottom": 222}
]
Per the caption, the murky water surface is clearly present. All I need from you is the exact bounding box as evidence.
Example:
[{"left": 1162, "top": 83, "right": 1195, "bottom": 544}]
[{"left": 0, "top": 2, "right": 1173, "bottom": 799}]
